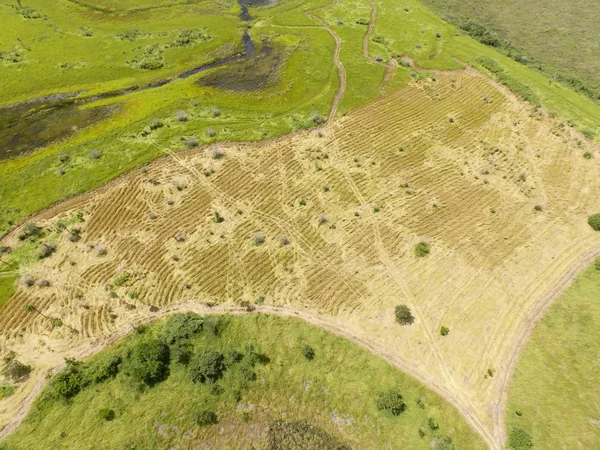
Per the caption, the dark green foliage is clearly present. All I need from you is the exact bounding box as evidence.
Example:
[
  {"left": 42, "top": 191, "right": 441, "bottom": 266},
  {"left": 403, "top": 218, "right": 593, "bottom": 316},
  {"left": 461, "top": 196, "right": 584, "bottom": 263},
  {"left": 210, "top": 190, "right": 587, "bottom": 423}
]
[
  {"left": 86, "top": 355, "right": 121, "bottom": 383},
  {"left": 460, "top": 21, "right": 501, "bottom": 47},
  {"left": 395, "top": 304, "right": 414, "bottom": 325},
  {"left": 36, "top": 242, "right": 56, "bottom": 259},
  {"left": 595, "top": 257, "right": 600, "bottom": 271},
  {"left": 428, "top": 417, "right": 439, "bottom": 430},
  {"left": 161, "top": 313, "right": 203, "bottom": 344},
  {"left": 508, "top": 427, "right": 533, "bottom": 450},
  {"left": 534, "top": 205, "right": 543, "bottom": 212},
  {"left": 301, "top": 345, "right": 315, "bottom": 360},
  {"left": 477, "top": 57, "right": 537, "bottom": 102},
  {"left": 2, "top": 355, "right": 32, "bottom": 382},
  {"left": 0, "top": 385, "right": 15, "bottom": 399},
  {"left": 213, "top": 212, "right": 224, "bottom": 223},
  {"left": 414, "top": 242, "right": 430, "bottom": 258},
  {"left": 225, "top": 350, "right": 243, "bottom": 367},
  {"left": 588, "top": 213, "right": 600, "bottom": 231},
  {"left": 195, "top": 409, "right": 218, "bottom": 427},
  {"left": 127, "top": 339, "right": 170, "bottom": 385},
  {"left": 376, "top": 389, "right": 407, "bottom": 416},
  {"left": 440, "top": 326, "right": 450, "bottom": 336},
  {"left": 203, "top": 315, "right": 222, "bottom": 337},
  {"left": 267, "top": 420, "right": 352, "bottom": 450},
  {"left": 189, "top": 350, "right": 225, "bottom": 383},
  {"left": 172, "top": 345, "right": 192, "bottom": 365},
  {"left": 99, "top": 408, "right": 115, "bottom": 421},
  {"left": 432, "top": 436, "right": 454, "bottom": 450},
  {"left": 18, "top": 223, "right": 41, "bottom": 241},
  {"left": 51, "top": 360, "right": 87, "bottom": 399}
]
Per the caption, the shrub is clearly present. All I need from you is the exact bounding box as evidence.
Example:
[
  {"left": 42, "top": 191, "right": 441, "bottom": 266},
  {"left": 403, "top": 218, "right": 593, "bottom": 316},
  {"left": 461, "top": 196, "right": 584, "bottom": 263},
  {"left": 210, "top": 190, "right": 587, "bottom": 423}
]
[
  {"left": 172, "top": 345, "right": 192, "bottom": 365},
  {"left": 212, "top": 108, "right": 221, "bottom": 117},
  {"left": 87, "top": 354, "right": 121, "bottom": 383},
  {"left": 36, "top": 242, "right": 56, "bottom": 259},
  {"left": 213, "top": 212, "right": 224, "bottom": 223},
  {"left": 278, "top": 235, "right": 290, "bottom": 246},
  {"left": 195, "top": 409, "right": 218, "bottom": 427},
  {"left": 149, "top": 119, "right": 163, "bottom": 130},
  {"left": 301, "top": 345, "right": 315, "bottom": 360},
  {"left": 95, "top": 244, "right": 107, "bottom": 256},
  {"left": 583, "top": 151, "right": 592, "bottom": 159},
  {"left": 0, "top": 385, "right": 15, "bottom": 399},
  {"left": 595, "top": 257, "right": 600, "bottom": 271},
  {"left": 588, "top": 214, "right": 600, "bottom": 231},
  {"left": 161, "top": 313, "right": 203, "bottom": 344},
  {"left": 428, "top": 417, "right": 439, "bottom": 430},
  {"left": 508, "top": 427, "right": 533, "bottom": 450},
  {"left": 203, "top": 315, "right": 222, "bottom": 336},
  {"left": 460, "top": 21, "right": 501, "bottom": 47},
  {"left": 52, "top": 360, "right": 87, "bottom": 398},
  {"left": 534, "top": 205, "right": 543, "bottom": 212},
  {"left": 253, "top": 232, "right": 266, "bottom": 246},
  {"left": 2, "top": 355, "right": 32, "bottom": 382},
  {"left": 318, "top": 214, "right": 328, "bottom": 225},
  {"left": 206, "top": 127, "right": 216, "bottom": 137},
  {"left": 211, "top": 147, "right": 223, "bottom": 159},
  {"left": 186, "top": 137, "right": 199, "bottom": 147},
  {"left": 377, "top": 389, "right": 406, "bottom": 416},
  {"left": 395, "top": 304, "right": 414, "bottom": 325},
  {"left": 19, "top": 223, "right": 41, "bottom": 241},
  {"left": 432, "top": 436, "right": 454, "bottom": 450},
  {"left": 127, "top": 339, "right": 170, "bottom": 385},
  {"left": 225, "top": 350, "right": 243, "bottom": 366},
  {"left": 89, "top": 150, "right": 102, "bottom": 159},
  {"left": 440, "top": 326, "right": 450, "bottom": 336},
  {"left": 189, "top": 350, "right": 225, "bottom": 383},
  {"left": 175, "top": 110, "right": 188, "bottom": 122},
  {"left": 99, "top": 408, "right": 115, "bottom": 421},
  {"left": 20, "top": 275, "right": 35, "bottom": 287},
  {"left": 414, "top": 242, "right": 430, "bottom": 258}
]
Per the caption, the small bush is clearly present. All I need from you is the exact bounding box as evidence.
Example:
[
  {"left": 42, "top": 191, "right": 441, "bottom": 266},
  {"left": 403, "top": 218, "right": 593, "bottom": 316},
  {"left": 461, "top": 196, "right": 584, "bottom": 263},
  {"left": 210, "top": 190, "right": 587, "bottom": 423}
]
[
  {"left": 175, "top": 110, "right": 188, "bottom": 122},
  {"left": 588, "top": 214, "right": 600, "bottom": 231},
  {"left": 253, "top": 232, "right": 266, "bottom": 246},
  {"left": 195, "top": 410, "right": 218, "bottom": 427},
  {"left": 508, "top": 427, "right": 533, "bottom": 450},
  {"left": 534, "top": 205, "right": 543, "bottom": 212},
  {"left": 212, "top": 108, "right": 221, "bottom": 117},
  {"left": 20, "top": 275, "right": 35, "bottom": 287},
  {"left": 19, "top": 223, "right": 41, "bottom": 241},
  {"left": 595, "top": 257, "right": 600, "bottom": 271},
  {"left": 95, "top": 244, "right": 107, "bottom": 256},
  {"left": 36, "top": 242, "right": 56, "bottom": 260},
  {"left": 0, "top": 384, "right": 16, "bottom": 399},
  {"left": 414, "top": 242, "right": 430, "bottom": 258},
  {"left": 161, "top": 313, "right": 203, "bottom": 344},
  {"left": 440, "top": 326, "right": 449, "bottom": 336},
  {"left": 99, "top": 408, "right": 115, "bottom": 421},
  {"left": 87, "top": 354, "right": 121, "bottom": 383},
  {"left": 211, "top": 147, "right": 223, "bottom": 159},
  {"left": 186, "top": 137, "right": 199, "bottom": 148},
  {"left": 428, "top": 417, "right": 439, "bottom": 430},
  {"left": 52, "top": 360, "right": 87, "bottom": 399},
  {"left": 213, "top": 212, "right": 224, "bottom": 223},
  {"left": 89, "top": 150, "right": 102, "bottom": 159},
  {"left": 460, "top": 21, "right": 501, "bottom": 47},
  {"left": 583, "top": 151, "right": 592, "bottom": 159},
  {"left": 395, "top": 304, "right": 414, "bottom": 325},
  {"left": 189, "top": 350, "right": 225, "bottom": 383},
  {"left": 206, "top": 127, "right": 216, "bottom": 137},
  {"left": 301, "top": 345, "right": 315, "bottom": 360},
  {"left": 376, "top": 389, "right": 406, "bottom": 416},
  {"left": 432, "top": 436, "right": 454, "bottom": 450},
  {"left": 203, "top": 315, "right": 222, "bottom": 337},
  {"left": 2, "top": 356, "right": 32, "bottom": 382}
]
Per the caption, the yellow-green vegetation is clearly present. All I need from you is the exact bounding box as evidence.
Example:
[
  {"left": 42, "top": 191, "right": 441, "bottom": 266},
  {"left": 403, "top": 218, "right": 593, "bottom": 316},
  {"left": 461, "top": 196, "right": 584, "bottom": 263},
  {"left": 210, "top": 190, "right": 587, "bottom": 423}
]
[
  {"left": 420, "top": 0, "right": 600, "bottom": 98},
  {"left": 506, "top": 263, "right": 600, "bottom": 449},
  {"left": 2, "top": 314, "right": 486, "bottom": 449}
]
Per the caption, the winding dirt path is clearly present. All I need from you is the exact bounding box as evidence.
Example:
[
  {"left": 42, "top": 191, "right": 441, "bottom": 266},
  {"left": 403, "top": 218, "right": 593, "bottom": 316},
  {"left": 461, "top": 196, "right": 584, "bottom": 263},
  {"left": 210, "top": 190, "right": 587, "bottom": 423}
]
[{"left": 304, "top": 0, "right": 346, "bottom": 124}]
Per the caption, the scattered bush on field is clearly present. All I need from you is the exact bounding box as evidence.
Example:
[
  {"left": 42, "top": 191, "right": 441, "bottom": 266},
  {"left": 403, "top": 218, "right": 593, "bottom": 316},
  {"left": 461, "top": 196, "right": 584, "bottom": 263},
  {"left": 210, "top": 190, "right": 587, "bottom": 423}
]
[
  {"left": 356, "top": 18, "right": 369, "bottom": 25},
  {"left": 99, "top": 408, "right": 115, "bottom": 421},
  {"left": 203, "top": 315, "right": 223, "bottom": 337},
  {"left": 211, "top": 147, "right": 223, "bottom": 159},
  {"left": 212, "top": 107, "right": 221, "bottom": 117},
  {"left": 213, "top": 212, "right": 224, "bottom": 223},
  {"left": 477, "top": 56, "right": 537, "bottom": 102},
  {"left": 172, "top": 345, "right": 192, "bottom": 365},
  {"left": 161, "top": 313, "right": 203, "bottom": 344},
  {"left": 534, "top": 205, "right": 543, "bottom": 212},
  {"left": 86, "top": 354, "right": 121, "bottom": 383},
  {"left": 583, "top": 151, "right": 592, "bottom": 159},
  {"left": 51, "top": 359, "right": 87, "bottom": 399},
  {"left": 414, "top": 241, "right": 430, "bottom": 258},
  {"left": 186, "top": 137, "right": 199, "bottom": 147},
  {"left": 376, "top": 389, "right": 407, "bottom": 416},
  {"left": 19, "top": 223, "right": 41, "bottom": 241},
  {"left": 253, "top": 232, "right": 266, "bottom": 246},
  {"left": 20, "top": 275, "right": 35, "bottom": 287},
  {"left": 89, "top": 149, "right": 102, "bottom": 159},
  {"left": 126, "top": 339, "right": 170, "bottom": 385},
  {"left": 588, "top": 213, "right": 600, "bottom": 231},
  {"left": 195, "top": 409, "right": 218, "bottom": 427},
  {"left": 395, "top": 304, "right": 414, "bottom": 325},
  {"left": 36, "top": 242, "right": 56, "bottom": 259},
  {"left": 440, "top": 326, "right": 450, "bottom": 336},
  {"left": 508, "top": 427, "right": 533, "bottom": 450},
  {"left": 175, "top": 110, "right": 188, "bottom": 122},
  {"left": 301, "top": 345, "right": 315, "bottom": 360},
  {"left": 2, "top": 353, "right": 32, "bottom": 382},
  {"left": 428, "top": 417, "right": 439, "bottom": 430},
  {"left": 595, "top": 257, "right": 600, "bottom": 271},
  {"left": 189, "top": 350, "right": 225, "bottom": 383},
  {"left": 432, "top": 436, "right": 454, "bottom": 450},
  {"left": 0, "top": 385, "right": 15, "bottom": 399},
  {"left": 95, "top": 244, "right": 107, "bottom": 256},
  {"left": 206, "top": 127, "right": 216, "bottom": 137},
  {"left": 117, "top": 30, "right": 143, "bottom": 41}
]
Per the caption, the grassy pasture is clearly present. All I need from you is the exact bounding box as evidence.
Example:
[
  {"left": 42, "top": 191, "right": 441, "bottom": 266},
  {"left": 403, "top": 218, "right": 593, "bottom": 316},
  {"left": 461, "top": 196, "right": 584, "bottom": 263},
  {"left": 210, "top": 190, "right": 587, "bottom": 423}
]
[
  {"left": 2, "top": 313, "right": 486, "bottom": 449},
  {"left": 420, "top": 0, "right": 600, "bottom": 94},
  {"left": 506, "top": 263, "right": 600, "bottom": 449}
]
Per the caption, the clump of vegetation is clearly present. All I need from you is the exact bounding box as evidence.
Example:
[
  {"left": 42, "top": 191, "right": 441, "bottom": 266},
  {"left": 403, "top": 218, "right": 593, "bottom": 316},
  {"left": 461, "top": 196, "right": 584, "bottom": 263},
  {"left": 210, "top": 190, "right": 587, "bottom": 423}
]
[
  {"left": 213, "top": 212, "right": 224, "bottom": 224},
  {"left": 2, "top": 353, "right": 32, "bottom": 382},
  {"left": 533, "top": 205, "right": 543, "bottom": 212},
  {"left": 595, "top": 257, "right": 600, "bottom": 271},
  {"left": 169, "top": 28, "right": 211, "bottom": 48},
  {"left": 19, "top": 223, "right": 41, "bottom": 241},
  {"left": 0, "top": 384, "right": 16, "bottom": 399},
  {"left": 440, "top": 326, "right": 450, "bottom": 336},
  {"left": 414, "top": 242, "right": 430, "bottom": 258},
  {"left": 477, "top": 56, "right": 537, "bottom": 102},
  {"left": 195, "top": 409, "right": 218, "bottom": 427},
  {"left": 126, "top": 339, "right": 170, "bottom": 385},
  {"left": 129, "top": 44, "right": 166, "bottom": 70},
  {"left": 161, "top": 313, "right": 203, "bottom": 344},
  {"left": 395, "top": 304, "right": 414, "bottom": 325},
  {"left": 51, "top": 359, "right": 87, "bottom": 399},
  {"left": 508, "top": 427, "right": 533, "bottom": 450},
  {"left": 376, "top": 389, "right": 407, "bottom": 416},
  {"left": 301, "top": 345, "right": 315, "bottom": 360},
  {"left": 428, "top": 417, "right": 439, "bottom": 430},
  {"left": 189, "top": 350, "right": 225, "bottom": 383},
  {"left": 112, "top": 272, "right": 131, "bottom": 287},
  {"left": 99, "top": 408, "right": 115, "bottom": 421},
  {"left": 253, "top": 232, "right": 266, "bottom": 246},
  {"left": 175, "top": 110, "right": 188, "bottom": 122},
  {"left": 206, "top": 127, "right": 216, "bottom": 137},
  {"left": 117, "top": 30, "right": 144, "bottom": 41},
  {"left": 89, "top": 149, "right": 102, "bottom": 159},
  {"left": 36, "top": 242, "right": 56, "bottom": 259},
  {"left": 588, "top": 213, "right": 600, "bottom": 231},
  {"left": 460, "top": 21, "right": 501, "bottom": 47}
]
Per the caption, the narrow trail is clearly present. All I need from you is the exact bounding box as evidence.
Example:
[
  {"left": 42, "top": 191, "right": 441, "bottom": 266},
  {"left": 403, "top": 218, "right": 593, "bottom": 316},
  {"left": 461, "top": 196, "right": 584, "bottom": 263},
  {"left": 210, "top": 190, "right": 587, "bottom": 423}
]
[{"left": 304, "top": 0, "right": 346, "bottom": 124}]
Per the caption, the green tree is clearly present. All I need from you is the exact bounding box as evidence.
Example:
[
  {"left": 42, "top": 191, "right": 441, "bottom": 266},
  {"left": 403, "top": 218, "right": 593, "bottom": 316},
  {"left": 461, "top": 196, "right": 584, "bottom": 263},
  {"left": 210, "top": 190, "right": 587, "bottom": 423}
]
[
  {"left": 395, "top": 304, "right": 414, "bottom": 325},
  {"left": 189, "top": 350, "right": 225, "bottom": 383},
  {"left": 127, "top": 339, "right": 170, "bottom": 385},
  {"left": 376, "top": 389, "right": 406, "bottom": 416},
  {"left": 588, "top": 213, "right": 600, "bottom": 231},
  {"left": 508, "top": 427, "right": 533, "bottom": 450},
  {"left": 302, "top": 345, "right": 315, "bottom": 360},
  {"left": 414, "top": 242, "right": 430, "bottom": 257}
]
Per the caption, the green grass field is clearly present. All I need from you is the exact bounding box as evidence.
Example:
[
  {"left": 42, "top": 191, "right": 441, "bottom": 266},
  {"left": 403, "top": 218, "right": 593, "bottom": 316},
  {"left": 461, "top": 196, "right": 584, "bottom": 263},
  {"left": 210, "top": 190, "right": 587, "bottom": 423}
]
[
  {"left": 2, "top": 313, "right": 486, "bottom": 449},
  {"left": 1, "top": 0, "right": 600, "bottom": 239},
  {"left": 506, "top": 263, "right": 600, "bottom": 449},
  {"left": 420, "top": 0, "right": 600, "bottom": 97}
]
